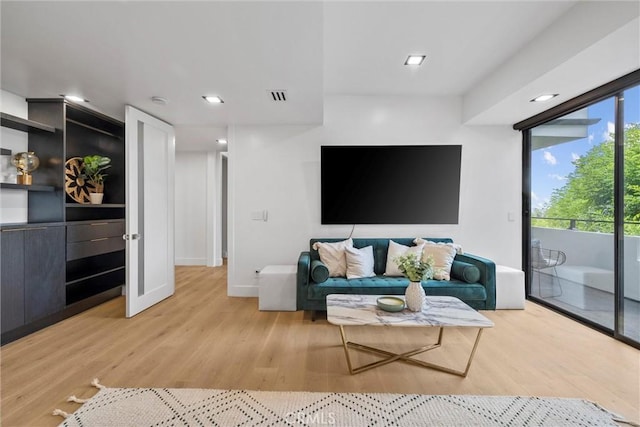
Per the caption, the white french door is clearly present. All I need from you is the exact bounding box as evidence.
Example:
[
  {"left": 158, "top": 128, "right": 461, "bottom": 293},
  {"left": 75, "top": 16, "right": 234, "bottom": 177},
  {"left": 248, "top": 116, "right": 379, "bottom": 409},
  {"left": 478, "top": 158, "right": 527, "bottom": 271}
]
[{"left": 124, "top": 106, "right": 175, "bottom": 317}]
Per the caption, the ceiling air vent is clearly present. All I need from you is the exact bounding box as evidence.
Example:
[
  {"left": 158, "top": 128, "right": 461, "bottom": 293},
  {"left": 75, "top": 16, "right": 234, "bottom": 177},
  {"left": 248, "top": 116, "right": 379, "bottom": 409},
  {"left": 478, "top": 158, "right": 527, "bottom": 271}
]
[{"left": 269, "top": 90, "right": 287, "bottom": 102}]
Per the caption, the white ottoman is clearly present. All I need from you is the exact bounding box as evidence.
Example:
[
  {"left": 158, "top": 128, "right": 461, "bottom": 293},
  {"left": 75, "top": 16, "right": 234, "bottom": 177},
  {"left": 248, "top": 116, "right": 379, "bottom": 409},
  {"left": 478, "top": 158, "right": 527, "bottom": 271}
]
[
  {"left": 258, "top": 265, "right": 297, "bottom": 311},
  {"left": 495, "top": 265, "right": 525, "bottom": 309}
]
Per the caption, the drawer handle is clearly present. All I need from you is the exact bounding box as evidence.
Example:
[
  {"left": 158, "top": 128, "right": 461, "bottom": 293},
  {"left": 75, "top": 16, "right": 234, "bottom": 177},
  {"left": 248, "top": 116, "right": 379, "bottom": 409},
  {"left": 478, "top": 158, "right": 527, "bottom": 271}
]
[
  {"left": 90, "top": 222, "right": 108, "bottom": 226},
  {"left": 90, "top": 238, "right": 109, "bottom": 242},
  {"left": 2, "top": 227, "right": 47, "bottom": 232}
]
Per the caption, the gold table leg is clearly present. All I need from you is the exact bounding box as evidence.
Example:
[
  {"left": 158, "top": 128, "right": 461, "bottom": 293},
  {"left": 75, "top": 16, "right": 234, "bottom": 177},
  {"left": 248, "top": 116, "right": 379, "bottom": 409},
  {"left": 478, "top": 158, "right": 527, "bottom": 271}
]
[{"left": 338, "top": 326, "right": 484, "bottom": 377}]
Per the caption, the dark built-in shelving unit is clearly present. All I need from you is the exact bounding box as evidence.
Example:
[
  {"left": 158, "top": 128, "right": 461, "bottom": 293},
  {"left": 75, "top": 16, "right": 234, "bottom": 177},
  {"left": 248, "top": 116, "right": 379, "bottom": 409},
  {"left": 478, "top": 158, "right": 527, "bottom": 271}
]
[
  {"left": 1, "top": 100, "right": 126, "bottom": 345},
  {"left": 1, "top": 112, "right": 55, "bottom": 134},
  {"left": 0, "top": 183, "right": 55, "bottom": 191}
]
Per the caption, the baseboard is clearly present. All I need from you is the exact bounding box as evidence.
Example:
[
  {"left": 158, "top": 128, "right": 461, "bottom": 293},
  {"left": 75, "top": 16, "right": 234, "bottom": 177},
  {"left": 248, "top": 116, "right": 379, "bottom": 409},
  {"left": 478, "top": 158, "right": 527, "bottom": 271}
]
[{"left": 175, "top": 258, "right": 207, "bottom": 266}]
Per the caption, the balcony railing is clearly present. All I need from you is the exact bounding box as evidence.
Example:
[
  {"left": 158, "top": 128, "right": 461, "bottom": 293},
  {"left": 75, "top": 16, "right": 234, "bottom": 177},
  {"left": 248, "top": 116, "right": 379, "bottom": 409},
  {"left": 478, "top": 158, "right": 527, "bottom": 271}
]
[
  {"left": 532, "top": 216, "right": 640, "bottom": 235},
  {"left": 531, "top": 221, "right": 640, "bottom": 302}
]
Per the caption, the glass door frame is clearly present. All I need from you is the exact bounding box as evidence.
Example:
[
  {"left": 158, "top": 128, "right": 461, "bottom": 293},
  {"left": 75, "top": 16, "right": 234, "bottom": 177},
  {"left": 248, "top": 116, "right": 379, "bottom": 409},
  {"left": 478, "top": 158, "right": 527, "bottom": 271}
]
[{"left": 515, "top": 68, "right": 640, "bottom": 349}]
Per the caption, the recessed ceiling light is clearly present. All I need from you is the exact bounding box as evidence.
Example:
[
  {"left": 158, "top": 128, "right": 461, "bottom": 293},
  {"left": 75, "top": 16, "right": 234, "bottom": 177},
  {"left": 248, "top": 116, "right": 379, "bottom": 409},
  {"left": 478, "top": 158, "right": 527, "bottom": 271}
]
[
  {"left": 61, "top": 94, "right": 89, "bottom": 103},
  {"left": 217, "top": 139, "right": 227, "bottom": 144},
  {"left": 404, "top": 55, "right": 426, "bottom": 66},
  {"left": 530, "top": 94, "right": 559, "bottom": 102},
  {"left": 203, "top": 96, "right": 224, "bottom": 104}
]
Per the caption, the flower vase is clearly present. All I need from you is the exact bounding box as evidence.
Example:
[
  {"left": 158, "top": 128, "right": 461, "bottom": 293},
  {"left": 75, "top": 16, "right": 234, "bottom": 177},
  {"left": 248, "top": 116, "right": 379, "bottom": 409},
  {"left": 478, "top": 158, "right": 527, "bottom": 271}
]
[{"left": 405, "top": 281, "right": 425, "bottom": 312}]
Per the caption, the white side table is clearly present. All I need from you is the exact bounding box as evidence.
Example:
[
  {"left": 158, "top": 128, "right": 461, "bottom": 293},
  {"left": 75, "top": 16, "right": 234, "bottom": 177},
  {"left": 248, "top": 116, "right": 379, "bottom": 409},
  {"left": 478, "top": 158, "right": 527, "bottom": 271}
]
[
  {"left": 258, "top": 265, "right": 297, "bottom": 311},
  {"left": 495, "top": 265, "right": 525, "bottom": 309}
]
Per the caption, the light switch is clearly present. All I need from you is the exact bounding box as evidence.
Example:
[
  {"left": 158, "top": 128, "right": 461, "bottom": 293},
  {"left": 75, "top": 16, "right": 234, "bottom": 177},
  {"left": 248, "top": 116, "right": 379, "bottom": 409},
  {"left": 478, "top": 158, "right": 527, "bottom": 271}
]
[
  {"left": 508, "top": 212, "right": 516, "bottom": 222},
  {"left": 251, "top": 210, "right": 268, "bottom": 221}
]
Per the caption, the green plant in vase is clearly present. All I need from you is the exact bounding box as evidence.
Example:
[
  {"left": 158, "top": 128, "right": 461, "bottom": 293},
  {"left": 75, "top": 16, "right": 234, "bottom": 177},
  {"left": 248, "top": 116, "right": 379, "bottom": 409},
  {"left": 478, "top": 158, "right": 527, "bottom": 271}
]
[
  {"left": 393, "top": 252, "right": 434, "bottom": 282},
  {"left": 393, "top": 252, "right": 434, "bottom": 312},
  {"left": 81, "top": 155, "right": 111, "bottom": 204}
]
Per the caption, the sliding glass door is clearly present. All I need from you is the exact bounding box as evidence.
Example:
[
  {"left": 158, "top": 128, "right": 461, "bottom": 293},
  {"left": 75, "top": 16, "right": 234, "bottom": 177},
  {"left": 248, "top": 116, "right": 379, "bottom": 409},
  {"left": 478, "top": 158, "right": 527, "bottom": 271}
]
[
  {"left": 529, "top": 99, "right": 616, "bottom": 330},
  {"left": 621, "top": 85, "right": 640, "bottom": 343},
  {"left": 519, "top": 71, "right": 640, "bottom": 348}
]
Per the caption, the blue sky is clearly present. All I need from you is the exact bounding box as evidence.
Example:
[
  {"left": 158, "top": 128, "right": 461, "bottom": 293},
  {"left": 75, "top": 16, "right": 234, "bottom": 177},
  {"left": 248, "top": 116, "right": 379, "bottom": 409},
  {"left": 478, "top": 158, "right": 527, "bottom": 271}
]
[{"left": 531, "top": 85, "right": 640, "bottom": 212}]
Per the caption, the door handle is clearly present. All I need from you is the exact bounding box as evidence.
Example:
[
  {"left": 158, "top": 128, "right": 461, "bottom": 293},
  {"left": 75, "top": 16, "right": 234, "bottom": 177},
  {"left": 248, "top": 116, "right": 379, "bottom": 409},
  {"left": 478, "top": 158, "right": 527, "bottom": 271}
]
[{"left": 122, "top": 234, "right": 141, "bottom": 241}]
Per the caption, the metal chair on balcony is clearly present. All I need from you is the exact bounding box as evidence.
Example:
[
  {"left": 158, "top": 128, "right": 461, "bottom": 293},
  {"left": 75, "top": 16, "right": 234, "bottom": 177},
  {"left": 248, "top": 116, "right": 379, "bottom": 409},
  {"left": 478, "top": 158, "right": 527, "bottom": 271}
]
[{"left": 531, "top": 239, "right": 567, "bottom": 297}]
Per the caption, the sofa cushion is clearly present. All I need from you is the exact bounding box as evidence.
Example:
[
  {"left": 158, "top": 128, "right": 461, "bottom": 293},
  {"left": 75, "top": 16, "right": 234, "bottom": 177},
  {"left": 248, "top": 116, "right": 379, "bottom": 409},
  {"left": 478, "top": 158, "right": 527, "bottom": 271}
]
[
  {"left": 450, "top": 261, "right": 481, "bottom": 283},
  {"left": 345, "top": 245, "right": 376, "bottom": 279},
  {"left": 310, "top": 260, "right": 330, "bottom": 283},
  {"left": 306, "top": 276, "right": 487, "bottom": 303},
  {"left": 416, "top": 239, "right": 457, "bottom": 280},
  {"left": 384, "top": 240, "right": 424, "bottom": 277},
  {"left": 312, "top": 238, "right": 353, "bottom": 277}
]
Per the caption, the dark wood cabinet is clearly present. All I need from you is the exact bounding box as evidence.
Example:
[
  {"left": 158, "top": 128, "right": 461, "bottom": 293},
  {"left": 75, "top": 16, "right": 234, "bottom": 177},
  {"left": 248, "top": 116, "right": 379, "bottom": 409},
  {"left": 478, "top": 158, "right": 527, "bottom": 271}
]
[
  {"left": 24, "top": 227, "right": 65, "bottom": 322},
  {"left": 1, "top": 100, "right": 126, "bottom": 344},
  {"left": 65, "top": 219, "right": 125, "bottom": 305},
  {"left": 1, "top": 230, "right": 25, "bottom": 333},
  {"left": 0, "top": 226, "right": 65, "bottom": 335},
  {"left": 26, "top": 99, "right": 126, "bottom": 310}
]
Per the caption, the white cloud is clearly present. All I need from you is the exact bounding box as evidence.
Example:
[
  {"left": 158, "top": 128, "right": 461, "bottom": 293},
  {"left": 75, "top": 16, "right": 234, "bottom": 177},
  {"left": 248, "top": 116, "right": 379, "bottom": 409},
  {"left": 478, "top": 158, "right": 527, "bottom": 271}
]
[
  {"left": 588, "top": 133, "right": 594, "bottom": 144},
  {"left": 548, "top": 173, "right": 566, "bottom": 181},
  {"left": 602, "top": 121, "right": 615, "bottom": 140},
  {"left": 531, "top": 192, "right": 539, "bottom": 201},
  {"left": 543, "top": 151, "right": 557, "bottom": 165},
  {"left": 571, "top": 152, "right": 580, "bottom": 161}
]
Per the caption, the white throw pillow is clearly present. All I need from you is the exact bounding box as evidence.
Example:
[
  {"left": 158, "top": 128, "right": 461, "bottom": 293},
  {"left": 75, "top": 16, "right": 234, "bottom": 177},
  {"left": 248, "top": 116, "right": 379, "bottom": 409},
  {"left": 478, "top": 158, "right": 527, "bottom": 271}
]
[
  {"left": 414, "top": 239, "right": 457, "bottom": 281},
  {"left": 384, "top": 240, "right": 425, "bottom": 277},
  {"left": 414, "top": 237, "right": 463, "bottom": 255},
  {"left": 312, "top": 238, "right": 353, "bottom": 277},
  {"left": 345, "top": 245, "right": 376, "bottom": 279}
]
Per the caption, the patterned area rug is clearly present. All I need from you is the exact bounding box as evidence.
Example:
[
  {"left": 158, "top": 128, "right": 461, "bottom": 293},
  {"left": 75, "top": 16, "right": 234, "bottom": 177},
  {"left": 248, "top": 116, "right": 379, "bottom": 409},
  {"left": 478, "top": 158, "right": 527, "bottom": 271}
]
[{"left": 55, "top": 381, "right": 624, "bottom": 427}]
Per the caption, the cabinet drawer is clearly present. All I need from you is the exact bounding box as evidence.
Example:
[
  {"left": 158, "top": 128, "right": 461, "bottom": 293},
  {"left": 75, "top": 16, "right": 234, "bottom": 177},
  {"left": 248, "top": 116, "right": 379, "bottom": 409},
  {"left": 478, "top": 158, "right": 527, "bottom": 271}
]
[
  {"left": 67, "top": 236, "right": 125, "bottom": 261},
  {"left": 67, "top": 221, "right": 124, "bottom": 243}
]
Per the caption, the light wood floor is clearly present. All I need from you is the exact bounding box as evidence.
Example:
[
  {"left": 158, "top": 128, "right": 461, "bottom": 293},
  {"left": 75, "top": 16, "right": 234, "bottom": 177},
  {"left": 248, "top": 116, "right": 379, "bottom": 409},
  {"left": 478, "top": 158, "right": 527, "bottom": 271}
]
[{"left": 1, "top": 265, "right": 639, "bottom": 426}]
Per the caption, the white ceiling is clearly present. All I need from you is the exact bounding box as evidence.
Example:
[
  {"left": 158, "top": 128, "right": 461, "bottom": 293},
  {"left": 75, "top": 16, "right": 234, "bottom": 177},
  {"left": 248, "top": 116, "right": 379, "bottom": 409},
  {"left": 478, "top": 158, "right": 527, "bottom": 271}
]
[{"left": 1, "top": 1, "right": 638, "bottom": 151}]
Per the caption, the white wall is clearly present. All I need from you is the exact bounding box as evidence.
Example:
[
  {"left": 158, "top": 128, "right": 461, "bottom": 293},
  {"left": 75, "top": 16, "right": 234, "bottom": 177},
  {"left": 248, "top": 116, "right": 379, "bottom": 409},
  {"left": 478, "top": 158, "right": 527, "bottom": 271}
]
[
  {"left": 174, "top": 152, "right": 209, "bottom": 265},
  {"left": 227, "top": 94, "right": 522, "bottom": 296},
  {"left": 0, "top": 90, "right": 29, "bottom": 224}
]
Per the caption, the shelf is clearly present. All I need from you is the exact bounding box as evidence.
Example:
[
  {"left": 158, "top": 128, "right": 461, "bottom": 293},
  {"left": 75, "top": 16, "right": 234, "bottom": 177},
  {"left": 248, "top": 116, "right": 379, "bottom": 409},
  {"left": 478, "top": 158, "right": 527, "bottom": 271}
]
[
  {"left": 1, "top": 112, "right": 55, "bottom": 133},
  {"left": 1, "top": 183, "right": 56, "bottom": 192},
  {"left": 65, "top": 268, "right": 125, "bottom": 306},
  {"left": 66, "top": 118, "right": 123, "bottom": 140},
  {"left": 66, "top": 266, "right": 125, "bottom": 286},
  {"left": 65, "top": 203, "right": 126, "bottom": 209}
]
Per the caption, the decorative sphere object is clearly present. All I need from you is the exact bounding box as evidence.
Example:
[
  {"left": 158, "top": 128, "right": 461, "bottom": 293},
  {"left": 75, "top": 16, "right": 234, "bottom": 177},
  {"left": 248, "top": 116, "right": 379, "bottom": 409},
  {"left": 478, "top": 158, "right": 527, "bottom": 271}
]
[
  {"left": 405, "top": 281, "right": 425, "bottom": 312},
  {"left": 12, "top": 152, "right": 40, "bottom": 174},
  {"left": 12, "top": 152, "right": 39, "bottom": 184}
]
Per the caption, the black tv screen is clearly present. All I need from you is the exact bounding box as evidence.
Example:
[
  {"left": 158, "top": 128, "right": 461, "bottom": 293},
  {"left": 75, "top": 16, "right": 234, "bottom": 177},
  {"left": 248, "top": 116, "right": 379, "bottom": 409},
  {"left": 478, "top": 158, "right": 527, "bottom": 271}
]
[{"left": 321, "top": 145, "right": 461, "bottom": 224}]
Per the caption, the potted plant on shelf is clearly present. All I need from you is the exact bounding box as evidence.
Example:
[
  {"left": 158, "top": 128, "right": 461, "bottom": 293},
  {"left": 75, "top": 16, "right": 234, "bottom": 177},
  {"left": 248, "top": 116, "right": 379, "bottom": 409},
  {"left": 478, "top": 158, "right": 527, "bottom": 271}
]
[
  {"left": 394, "top": 252, "right": 434, "bottom": 311},
  {"left": 81, "top": 155, "right": 111, "bottom": 204}
]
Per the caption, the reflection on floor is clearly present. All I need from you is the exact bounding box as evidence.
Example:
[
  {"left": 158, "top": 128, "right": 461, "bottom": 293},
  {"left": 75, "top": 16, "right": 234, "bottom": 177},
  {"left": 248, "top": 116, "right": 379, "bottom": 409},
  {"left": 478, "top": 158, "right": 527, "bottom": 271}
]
[{"left": 530, "top": 271, "right": 640, "bottom": 343}]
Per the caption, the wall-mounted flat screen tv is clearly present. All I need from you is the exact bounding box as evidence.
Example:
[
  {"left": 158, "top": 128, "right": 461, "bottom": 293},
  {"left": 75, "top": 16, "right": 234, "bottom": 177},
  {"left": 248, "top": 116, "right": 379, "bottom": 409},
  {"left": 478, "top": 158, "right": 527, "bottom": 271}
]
[{"left": 321, "top": 145, "right": 462, "bottom": 224}]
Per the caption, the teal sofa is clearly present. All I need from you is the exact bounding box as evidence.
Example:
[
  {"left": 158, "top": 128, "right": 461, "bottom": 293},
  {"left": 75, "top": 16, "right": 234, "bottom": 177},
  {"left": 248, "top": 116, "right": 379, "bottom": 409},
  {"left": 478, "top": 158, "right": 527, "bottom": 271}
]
[{"left": 297, "top": 238, "right": 496, "bottom": 318}]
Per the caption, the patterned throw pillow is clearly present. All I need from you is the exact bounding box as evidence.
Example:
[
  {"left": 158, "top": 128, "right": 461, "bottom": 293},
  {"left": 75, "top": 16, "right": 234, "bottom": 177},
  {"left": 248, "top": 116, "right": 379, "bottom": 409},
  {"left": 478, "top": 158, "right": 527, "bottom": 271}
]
[
  {"left": 311, "top": 238, "right": 353, "bottom": 277},
  {"left": 414, "top": 238, "right": 457, "bottom": 281}
]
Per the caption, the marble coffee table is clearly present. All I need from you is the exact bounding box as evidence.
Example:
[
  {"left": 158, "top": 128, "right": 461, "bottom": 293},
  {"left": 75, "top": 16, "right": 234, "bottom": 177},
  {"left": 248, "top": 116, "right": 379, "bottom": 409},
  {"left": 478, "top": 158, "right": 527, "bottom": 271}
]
[{"left": 326, "top": 294, "right": 494, "bottom": 376}]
